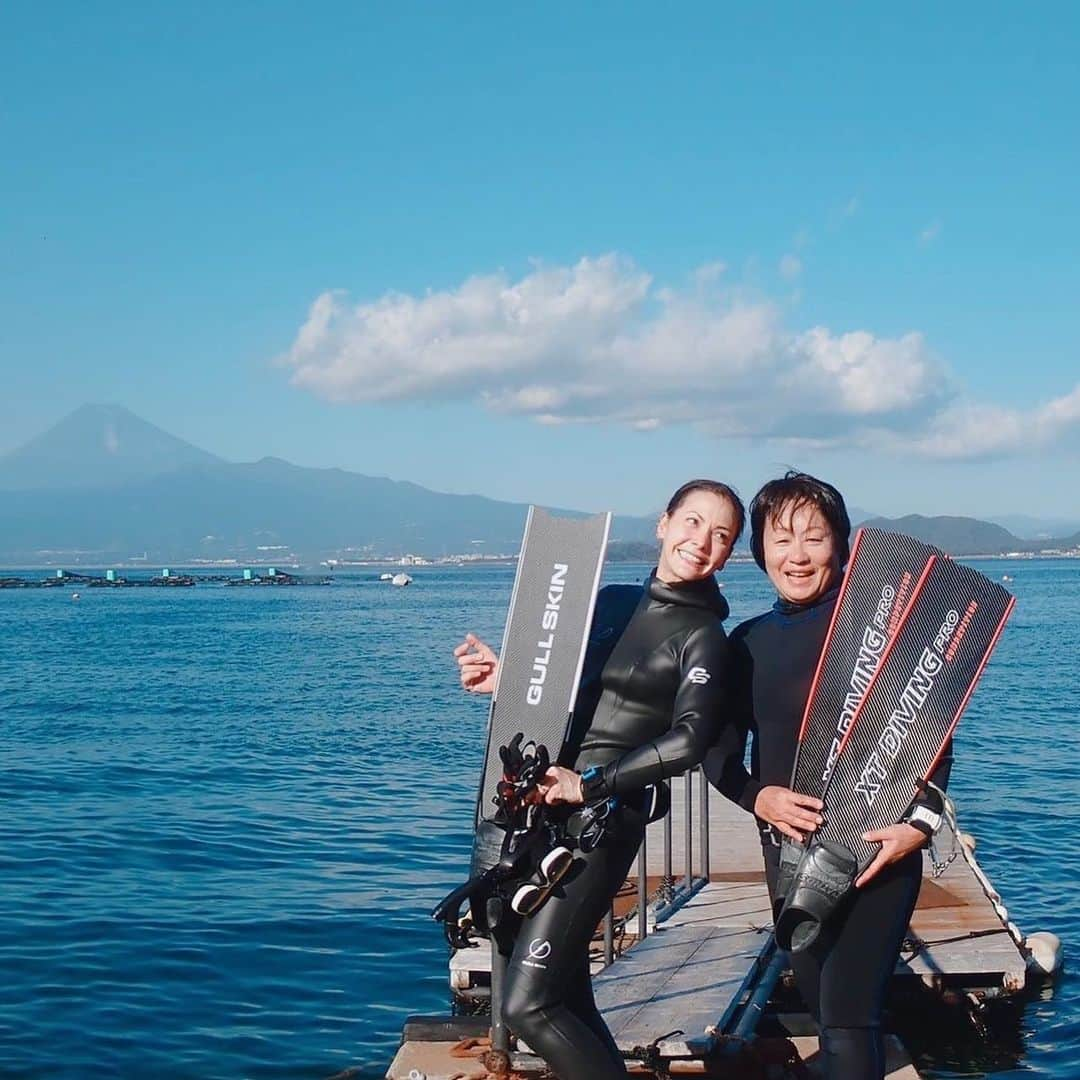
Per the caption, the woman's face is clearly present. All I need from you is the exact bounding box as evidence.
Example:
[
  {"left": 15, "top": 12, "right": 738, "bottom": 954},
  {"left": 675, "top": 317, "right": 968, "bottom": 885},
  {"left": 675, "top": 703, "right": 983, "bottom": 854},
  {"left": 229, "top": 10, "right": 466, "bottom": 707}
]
[
  {"left": 763, "top": 499, "right": 842, "bottom": 605},
  {"left": 655, "top": 491, "right": 740, "bottom": 585}
]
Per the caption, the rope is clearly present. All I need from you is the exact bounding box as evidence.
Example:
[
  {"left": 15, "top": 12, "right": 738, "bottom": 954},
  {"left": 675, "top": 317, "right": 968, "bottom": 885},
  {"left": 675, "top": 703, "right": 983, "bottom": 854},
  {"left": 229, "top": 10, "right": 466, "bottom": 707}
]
[
  {"left": 926, "top": 783, "right": 1027, "bottom": 954},
  {"left": 900, "top": 927, "right": 1012, "bottom": 960},
  {"left": 627, "top": 1029, "right": 683, "bottom": 1078}
]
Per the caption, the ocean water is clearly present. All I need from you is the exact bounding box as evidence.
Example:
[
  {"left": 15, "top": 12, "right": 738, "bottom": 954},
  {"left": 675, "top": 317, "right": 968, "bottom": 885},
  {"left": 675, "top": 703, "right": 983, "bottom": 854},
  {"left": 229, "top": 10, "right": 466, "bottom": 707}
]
[{"left": 1, "top": 560, "right": 1077, "bottom": 1079}]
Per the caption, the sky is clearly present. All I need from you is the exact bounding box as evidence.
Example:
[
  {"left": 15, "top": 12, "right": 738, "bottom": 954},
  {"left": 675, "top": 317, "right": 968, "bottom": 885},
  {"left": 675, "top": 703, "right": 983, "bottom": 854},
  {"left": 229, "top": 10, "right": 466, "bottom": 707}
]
[{"left": 2, "top": 3, "right": 1078, "bottom": 518}]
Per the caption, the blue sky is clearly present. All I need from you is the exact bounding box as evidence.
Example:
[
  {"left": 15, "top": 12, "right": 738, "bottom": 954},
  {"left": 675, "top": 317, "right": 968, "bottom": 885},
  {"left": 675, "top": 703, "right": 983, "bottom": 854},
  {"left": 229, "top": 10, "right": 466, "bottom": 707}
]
[{"left": 2, "top": 4, "right": 1078, "bottom": 517}]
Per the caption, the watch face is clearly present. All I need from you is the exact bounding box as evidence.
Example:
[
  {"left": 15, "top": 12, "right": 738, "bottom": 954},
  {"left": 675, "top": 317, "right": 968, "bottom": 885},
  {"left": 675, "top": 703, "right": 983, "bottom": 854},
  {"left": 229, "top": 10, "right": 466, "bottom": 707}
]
[{"left": 909, "top": 806, "right": 941, "bottom": 832}]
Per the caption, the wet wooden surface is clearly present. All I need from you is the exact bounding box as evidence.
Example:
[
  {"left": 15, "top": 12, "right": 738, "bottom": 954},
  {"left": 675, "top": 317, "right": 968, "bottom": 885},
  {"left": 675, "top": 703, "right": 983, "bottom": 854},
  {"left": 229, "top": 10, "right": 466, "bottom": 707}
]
[{"left": 592, "top": 924, "right": 769, "bottom": 1057}]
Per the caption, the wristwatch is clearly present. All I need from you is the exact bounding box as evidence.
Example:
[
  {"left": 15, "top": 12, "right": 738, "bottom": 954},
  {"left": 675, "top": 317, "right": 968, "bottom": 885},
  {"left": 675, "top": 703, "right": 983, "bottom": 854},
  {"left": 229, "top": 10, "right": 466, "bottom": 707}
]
[
  {"left": 580, "top": 764, "right": 608, "bottom": 803},
  {"left": 906, "top": 803, "right": 943, "bottom": 838}
]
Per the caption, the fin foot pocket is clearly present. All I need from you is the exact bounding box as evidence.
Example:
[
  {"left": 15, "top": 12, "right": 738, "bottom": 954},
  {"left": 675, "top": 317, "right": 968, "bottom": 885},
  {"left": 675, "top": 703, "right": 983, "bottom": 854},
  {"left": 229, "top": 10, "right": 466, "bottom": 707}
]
[
  {"left": 540, "top": 846, "right": 573, "bottom": 884},
  {"left": 510, "top": 882, "right": 544, "bottom": 915},
  {"left": 775, "top": 839, "right": 858, "bottom": 952}
]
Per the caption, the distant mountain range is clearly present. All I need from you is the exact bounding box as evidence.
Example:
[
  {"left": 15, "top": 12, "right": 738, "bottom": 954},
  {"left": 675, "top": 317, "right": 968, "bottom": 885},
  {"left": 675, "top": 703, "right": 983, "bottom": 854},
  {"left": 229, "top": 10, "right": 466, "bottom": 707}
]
[
  {"left": 0, "top": 405, "right": 659, "bottom": 562},
  {"left": 857, "top": 515, "right": 1079, "bottom": 557},
  {"left": 0, "top": 405, "right": 1077, "bottom": 564}
]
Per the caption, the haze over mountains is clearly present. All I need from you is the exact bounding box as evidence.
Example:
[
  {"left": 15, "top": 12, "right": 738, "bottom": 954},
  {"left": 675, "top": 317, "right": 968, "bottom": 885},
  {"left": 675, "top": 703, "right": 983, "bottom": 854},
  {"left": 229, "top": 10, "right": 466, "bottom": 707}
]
[
  {"left": 0, "top": 405, "right": 1077, "bottom": 565},
  {"left": 0, "top": 404, "right": 225, "bottom": 491}
]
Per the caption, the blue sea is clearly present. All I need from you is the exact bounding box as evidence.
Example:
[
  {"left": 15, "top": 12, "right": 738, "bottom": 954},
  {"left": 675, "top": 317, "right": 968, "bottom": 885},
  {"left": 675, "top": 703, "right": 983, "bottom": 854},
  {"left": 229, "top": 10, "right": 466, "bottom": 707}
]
[{"left": 2, "top": 560, "right": 1077, "bottom": 1078}]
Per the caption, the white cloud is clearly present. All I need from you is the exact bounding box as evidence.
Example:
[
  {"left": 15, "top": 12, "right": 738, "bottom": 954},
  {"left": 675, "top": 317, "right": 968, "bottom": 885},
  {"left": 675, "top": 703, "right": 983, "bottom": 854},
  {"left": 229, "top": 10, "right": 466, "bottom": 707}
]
[
  {"left": 909, "top": 384, "right": 1080, "bottom": 460},
  {"left": 285, "top": 256, "right": 651, "bottom": 403},
  {"left": 281, "top": 254, "right": 1076, "bottom": 460},
  {"left": 794, "top": 328, "right": 939, "bottom": 416}
]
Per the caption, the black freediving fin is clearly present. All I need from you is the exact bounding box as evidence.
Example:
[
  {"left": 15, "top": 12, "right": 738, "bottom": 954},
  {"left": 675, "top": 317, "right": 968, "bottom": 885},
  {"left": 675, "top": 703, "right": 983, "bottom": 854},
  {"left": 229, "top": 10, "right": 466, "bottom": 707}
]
[{"left": 774, "top": 838, "right": 858, "bottom": 952}]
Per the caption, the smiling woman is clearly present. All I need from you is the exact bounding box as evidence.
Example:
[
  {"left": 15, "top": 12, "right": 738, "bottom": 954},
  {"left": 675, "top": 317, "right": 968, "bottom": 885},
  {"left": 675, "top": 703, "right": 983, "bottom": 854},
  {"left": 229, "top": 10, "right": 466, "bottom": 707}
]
[
  {"left": 707, "top": 471, "right": 947, "bottom": 1080},
  {"left": 453, "top": 478, "right": 744, "bottom": 1079},
  {"left": 655, "top": 480, "right": 743, "bottom": 586},
  {"left": 752, "top": 478, "right": 849, "bottom": 605}
]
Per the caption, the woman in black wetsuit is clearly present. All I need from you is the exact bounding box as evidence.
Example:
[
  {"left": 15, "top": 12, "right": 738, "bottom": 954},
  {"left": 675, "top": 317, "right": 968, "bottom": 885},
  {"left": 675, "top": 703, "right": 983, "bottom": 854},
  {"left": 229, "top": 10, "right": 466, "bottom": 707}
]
[
  {"left": 453, "top": 479, "right": 744, "bottom": 1080},
  {"left": 704, "top": 472, "right": 950, "bottom": 1080}
]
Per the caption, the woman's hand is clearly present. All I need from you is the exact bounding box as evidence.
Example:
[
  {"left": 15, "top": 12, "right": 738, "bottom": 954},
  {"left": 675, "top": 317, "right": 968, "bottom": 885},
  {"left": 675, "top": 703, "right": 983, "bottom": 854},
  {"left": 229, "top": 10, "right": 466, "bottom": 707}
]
[
  {"left": 753, "top": 786, "right": 824, "bottom": 842},
  {"left": 453, "top": 633, "right": 499, "bottom": 693},
  {"left": 855, "top": 823, "right": 926, "bottom": 888},
  {"left": 536, "top": 765, "right": 585, "bottom": 806}
]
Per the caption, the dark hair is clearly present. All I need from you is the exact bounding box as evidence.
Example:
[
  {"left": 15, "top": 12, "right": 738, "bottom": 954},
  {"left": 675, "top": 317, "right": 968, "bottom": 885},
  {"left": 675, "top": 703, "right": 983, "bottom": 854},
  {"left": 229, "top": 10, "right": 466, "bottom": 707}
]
[
  {"left": 749, "top": 471, "right": 850, "bottom": 570},
  {"left": 665, "top": 479, "right": 746, "bottom": 544}
]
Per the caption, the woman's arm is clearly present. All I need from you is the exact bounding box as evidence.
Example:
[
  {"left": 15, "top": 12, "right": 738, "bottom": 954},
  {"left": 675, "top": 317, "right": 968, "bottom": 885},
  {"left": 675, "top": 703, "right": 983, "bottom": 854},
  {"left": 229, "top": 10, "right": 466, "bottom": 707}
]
[
  {"left": 452, "top": 586, "right": 638, "bottom": 699},
  {"left": 705, "top": 733, "right": 823, "bottom": 841},
  {"left": 701, "top": 638, "right": 758, "bottom": 810},
  {"left": 702, "top": 637, "right": 824, "bottom": 841},
  {"left": 543, "top": 624, "right": 730, "bottom": 804},
  {"left": 907, "top": 740, "right": 953, "bottom": 830}
]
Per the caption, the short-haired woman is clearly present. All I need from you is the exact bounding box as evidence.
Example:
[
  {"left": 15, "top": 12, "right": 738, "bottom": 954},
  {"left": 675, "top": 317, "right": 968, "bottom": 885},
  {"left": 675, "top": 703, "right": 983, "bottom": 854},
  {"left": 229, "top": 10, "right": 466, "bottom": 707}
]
[{"left": 706, "top": 471, "right": 950, "bottom": 1080}]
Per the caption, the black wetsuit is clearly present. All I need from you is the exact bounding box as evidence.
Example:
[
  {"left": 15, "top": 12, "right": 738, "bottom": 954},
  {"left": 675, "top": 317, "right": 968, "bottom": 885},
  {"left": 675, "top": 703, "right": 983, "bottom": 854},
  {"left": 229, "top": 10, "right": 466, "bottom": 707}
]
[
  {"left": 703, "top": 589, "right": 951, "bottom": 1080},
  {"left": 502, "top": 572, "right": 730, "bottom": 1080}
]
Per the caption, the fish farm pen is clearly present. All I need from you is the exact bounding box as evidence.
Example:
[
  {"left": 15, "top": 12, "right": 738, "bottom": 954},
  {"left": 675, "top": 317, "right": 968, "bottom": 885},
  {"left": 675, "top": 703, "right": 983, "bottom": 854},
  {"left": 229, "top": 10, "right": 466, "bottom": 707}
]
[{"left": 0, "top": 568, "right": 332, "bottom": 588}]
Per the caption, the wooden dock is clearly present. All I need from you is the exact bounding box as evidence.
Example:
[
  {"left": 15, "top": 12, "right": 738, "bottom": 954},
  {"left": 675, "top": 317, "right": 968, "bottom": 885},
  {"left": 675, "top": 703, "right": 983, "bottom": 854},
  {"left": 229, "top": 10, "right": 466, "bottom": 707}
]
[
  {"left": 638, "top": 775, "right": 1027, "bottom": 992},
  {"left": 395, "top": 773, "right": 1028, "bottom": 1078}
]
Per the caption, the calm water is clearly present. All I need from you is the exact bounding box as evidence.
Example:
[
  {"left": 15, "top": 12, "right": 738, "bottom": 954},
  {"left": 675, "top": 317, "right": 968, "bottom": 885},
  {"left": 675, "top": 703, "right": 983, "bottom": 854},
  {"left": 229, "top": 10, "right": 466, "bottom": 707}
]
[{"left": 2, "top": 560, "right": 1077, "bottom": 1078}]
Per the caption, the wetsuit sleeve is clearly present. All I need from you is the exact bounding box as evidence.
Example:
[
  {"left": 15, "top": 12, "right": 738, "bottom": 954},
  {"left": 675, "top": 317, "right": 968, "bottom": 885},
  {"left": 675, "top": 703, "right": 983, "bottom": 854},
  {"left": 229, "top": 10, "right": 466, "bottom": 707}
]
[
  {"left": 923, "top": 740, "right": 953, "bottom": 800},
  {"left": 589, "top": 624, "right": 730, "bottom": 798},
  {"left": 702, "top": 632, "right": 761, "bottom": 812},
  {"left": 904, "top": 739, "right": 954, "bottom": 838}
]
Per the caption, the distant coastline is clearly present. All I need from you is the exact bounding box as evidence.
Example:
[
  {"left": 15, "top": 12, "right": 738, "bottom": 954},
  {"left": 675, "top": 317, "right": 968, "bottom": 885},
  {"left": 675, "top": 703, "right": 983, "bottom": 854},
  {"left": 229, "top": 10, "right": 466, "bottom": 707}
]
[
  {"left": 3, "top": 550, "right": 1079, "bottom": 576},
  {"left": 3, "top": 405, "right": 1079, "bottom": 568}
]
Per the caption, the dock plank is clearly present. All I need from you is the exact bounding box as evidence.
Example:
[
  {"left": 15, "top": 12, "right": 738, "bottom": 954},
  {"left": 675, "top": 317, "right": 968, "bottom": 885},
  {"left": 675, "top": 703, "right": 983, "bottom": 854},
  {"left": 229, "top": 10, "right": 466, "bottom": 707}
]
[
  {"left": 594, "top": 924, "right": 767, "bottom": 1056},
  {"left": 659, "top": 880, "right": 773, "bottom": 932},
  {"left": 425, "top": 775, "right": 1027, "bottom": 1080}
]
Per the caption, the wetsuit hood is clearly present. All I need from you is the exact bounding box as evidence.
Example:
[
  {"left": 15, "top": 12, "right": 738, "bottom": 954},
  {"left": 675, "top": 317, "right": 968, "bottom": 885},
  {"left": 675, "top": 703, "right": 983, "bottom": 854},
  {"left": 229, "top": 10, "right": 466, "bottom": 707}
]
[{"left": 648, "top": 571, "right": 729, "bottom": 620}]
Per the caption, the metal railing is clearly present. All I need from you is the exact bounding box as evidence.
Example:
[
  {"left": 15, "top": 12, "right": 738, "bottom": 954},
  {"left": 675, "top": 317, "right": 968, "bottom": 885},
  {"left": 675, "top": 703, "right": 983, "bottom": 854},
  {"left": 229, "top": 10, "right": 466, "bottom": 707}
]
[{"left": 601, "top": 765, "right": 712, "bottom": 963}]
